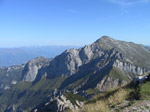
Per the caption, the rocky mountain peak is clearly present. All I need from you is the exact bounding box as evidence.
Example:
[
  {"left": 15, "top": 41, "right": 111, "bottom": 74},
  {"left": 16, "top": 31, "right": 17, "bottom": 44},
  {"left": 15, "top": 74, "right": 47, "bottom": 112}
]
[
  {"left": 92, "top": 36, "right": 150, "bottom": 68},
  {"left": 95, "top": 36, "right": 114, "bottom": 43},
  {"left": 93, "top": 36, "right": 118, "bottom": 50},
  {"left": 94, "top": 36, "right": 115, "bottom": 44}
]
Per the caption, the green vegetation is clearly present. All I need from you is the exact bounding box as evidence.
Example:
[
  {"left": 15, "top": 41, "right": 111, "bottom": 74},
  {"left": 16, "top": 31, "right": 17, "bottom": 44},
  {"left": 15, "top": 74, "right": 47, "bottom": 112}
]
[
  {"left": 108, "top": 67, "right": 130, "bottom": 82},
  {"left": 65, "top": 92, "right": 86, "bottom": 105},
  {"left": 72, "top": 87, "right": 130, "bottom": 112},
  {"left": 71, "top": 80, "right": 150, "bottom": 112},
  {"left": 0, "top": 76, "right": 66, "bottom": 112},
  {"left": 85, "top": 88, "right": 100, "bottom": 95},
  {"left": 140, "top": 82, "right": 150, "bottom": 100},
  {"left": 67, "top": 75, "right": 90, "bottom": 90},
  {"left": 0, "top": 67, "right": 23, "bottom": 93}
]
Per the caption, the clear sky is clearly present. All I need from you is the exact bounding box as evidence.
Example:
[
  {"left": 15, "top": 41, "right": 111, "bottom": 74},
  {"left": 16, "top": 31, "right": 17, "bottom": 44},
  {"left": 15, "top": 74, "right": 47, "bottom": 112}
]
[{"left": 0, "top": 0, "right": 150, "bottom": 47}]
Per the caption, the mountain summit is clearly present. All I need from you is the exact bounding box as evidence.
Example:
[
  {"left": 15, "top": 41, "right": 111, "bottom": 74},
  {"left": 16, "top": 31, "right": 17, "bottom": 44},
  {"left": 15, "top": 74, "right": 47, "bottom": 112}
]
[
  {"left": 94, "top": 36, "right": 115, "bottom": 44},
  {"left": 94, "top": 36, "right": 150, "bottom": 68},
  {"left": 0, "top": 36, "right": 150, "bottom": 112}
]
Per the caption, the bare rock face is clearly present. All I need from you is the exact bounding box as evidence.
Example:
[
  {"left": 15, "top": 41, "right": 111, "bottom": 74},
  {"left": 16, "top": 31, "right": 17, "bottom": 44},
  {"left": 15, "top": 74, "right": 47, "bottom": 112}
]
[
  {"left": 22, "top": 57, "right": 50, "bottom": 82},
  {"left": 33, "top": 95, "right": 84, "bottom": 112},
  {"left": 113, "top": 60, "right": 150, "bottom": 75},
  {"left": 48, "top": 95, "right": 75, "bottom": 112}
]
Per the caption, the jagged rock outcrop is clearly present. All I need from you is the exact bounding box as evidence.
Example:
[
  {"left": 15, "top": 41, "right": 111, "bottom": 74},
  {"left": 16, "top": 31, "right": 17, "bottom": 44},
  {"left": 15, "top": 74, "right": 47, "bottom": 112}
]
[
  {"left": 33, "top": 92, "right": 85, "bottom": 112},
  {"left": 113, "top": 60, "right": 150, "bottom": 75},
  {"left": 31, "top": 88, "right": 85, "bottom": 112},
  {"left": 22, "top": 57, "right": 50, "bottom": 82}
]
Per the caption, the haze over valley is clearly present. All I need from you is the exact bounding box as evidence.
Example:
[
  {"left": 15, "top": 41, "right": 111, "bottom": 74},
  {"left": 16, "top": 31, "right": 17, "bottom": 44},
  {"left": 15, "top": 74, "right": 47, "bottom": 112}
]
[{"left": 0, "top": 46, "right": 78, "bottom": 67}]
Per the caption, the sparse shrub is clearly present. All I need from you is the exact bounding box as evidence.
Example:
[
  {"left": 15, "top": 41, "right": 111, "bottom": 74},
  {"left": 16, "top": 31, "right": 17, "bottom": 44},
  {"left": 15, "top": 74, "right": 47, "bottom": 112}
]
[
  {"left": 107, "top": 88, "right": 128, "bottom": 105},
  {"left": 72, "top": 100, "right": 109, "bottom": 112},
  {"left": 128, "top": 100, "right": 136, "bottom": 106},
  {"left": 70, "top": 81, "right": 150, "bottom": 112},
  {"left": 140, "top": 82, "right": 150, "bottom": 100}
]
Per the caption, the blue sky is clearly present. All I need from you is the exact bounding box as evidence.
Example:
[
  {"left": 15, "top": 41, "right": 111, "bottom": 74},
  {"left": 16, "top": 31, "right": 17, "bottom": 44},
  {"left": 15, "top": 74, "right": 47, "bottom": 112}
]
[{"left": 0, "top": 0, "right": 150, "bottom": 47}]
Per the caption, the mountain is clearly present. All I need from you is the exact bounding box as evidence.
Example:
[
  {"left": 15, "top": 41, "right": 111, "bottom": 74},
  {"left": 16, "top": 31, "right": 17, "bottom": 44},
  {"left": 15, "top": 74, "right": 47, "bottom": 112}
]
[
  {"left": 145, "top": 46, "right": 150, "bottom": 51},
  {"left": 0, "top": 36, "right": 150, "bottom": 112},
  {"left": 0, "top": 46, "right": 77, "bottom": 67},
  {"left": 0, "top": 57, "right": 50, "bottom": 92}
]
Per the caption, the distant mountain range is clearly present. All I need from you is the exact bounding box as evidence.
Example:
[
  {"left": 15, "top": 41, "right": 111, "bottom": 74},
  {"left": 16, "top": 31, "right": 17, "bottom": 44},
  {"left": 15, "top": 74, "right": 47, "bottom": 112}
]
[
  {"left": 0, "top": 36, "right": 150, "bottom": 112},
  {"left": 0, "top": 46, "right": 78, "bottom": 67}
]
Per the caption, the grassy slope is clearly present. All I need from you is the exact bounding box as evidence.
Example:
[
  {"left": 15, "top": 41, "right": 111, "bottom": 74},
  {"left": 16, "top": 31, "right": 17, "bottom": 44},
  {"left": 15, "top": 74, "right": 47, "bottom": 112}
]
[
  {"left": 140, "top": 82, "right": 150, "bottom": 100},
  {"left": 108, "top": 67, "right": 130, "bottom": 82},
  {"left": 0, "top": 67, "right": 23, "bottom": 93},
  {"left": 71, "top": 81, "right": 150, "bottom": 112},
  {"left": 61, "top": 67, "right": 132, "bottom": 98},
  {"left": 65, "top": 92, "right": 86, "bottom": 105},
  {"left": 0, "top": 76, "right": 66, "bottom": 112},
  {"left": 72, "top": 87, "right": 130, "bottom": 112}
]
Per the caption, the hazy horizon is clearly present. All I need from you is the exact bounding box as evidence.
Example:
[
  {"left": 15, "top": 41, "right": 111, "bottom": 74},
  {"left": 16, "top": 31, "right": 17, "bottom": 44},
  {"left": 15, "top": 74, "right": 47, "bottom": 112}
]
[
  {"left": 0, "top": 37, "right": 149, "bottom": 48},
  {"left": 0, "top": 45, "right": 82, "bottom": 49}
]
